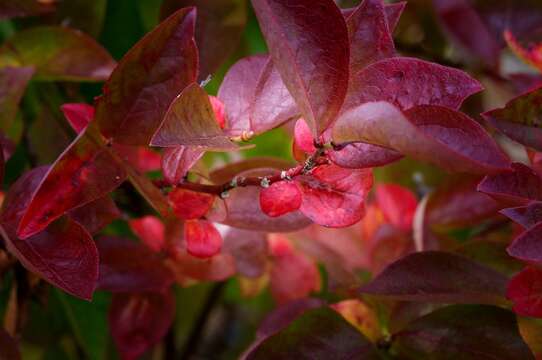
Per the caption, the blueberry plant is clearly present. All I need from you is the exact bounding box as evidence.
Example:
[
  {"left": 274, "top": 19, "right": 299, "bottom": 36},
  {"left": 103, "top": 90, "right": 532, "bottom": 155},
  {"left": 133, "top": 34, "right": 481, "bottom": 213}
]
[{"left": 1, "top": 0, "right": 542, "bottom": 358}]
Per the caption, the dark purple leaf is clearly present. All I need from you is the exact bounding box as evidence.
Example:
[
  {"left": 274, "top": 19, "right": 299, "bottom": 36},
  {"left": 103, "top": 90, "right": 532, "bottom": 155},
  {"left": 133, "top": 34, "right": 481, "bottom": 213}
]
[
  {"left": 0, "top": 0, "right": 55, "bottom": 20},
  {"left": 360, "top": 251, "right": 508, "bottom": 304},
  {"left": 95, "top": 7, "right": 198, "bottom": 145},
  {"left": 96, "top": 236, "right": 174, "bottom": 293},
  {"left": 384, "top": 2, "right": 406, "bottom": 32},
  {"left": 160, "top": 0, "right": 247, "bottom": 82},
  {"left": 0, "top": 167, "right": 98, "bottom": 300},
  {"left": 151, "top": 83, "right": 237, "bottom": 150},
  {"left": 252, "top": 0, "right": 350, "bottom": 135},
  {"left": 483, "top": 86, "right": 542, "bottom": 152},
  {"left": 507, "top": 222, "right": 542, "bottom": 265},
  {"left": 17, "top": 126, "right": 127, "bottom": 239},
  {"left": 345, "top": 0, "right": 395, "bottom": 75},
  {"left": 333, "top": 101, "right": 510, "bottom": 174},
  {"left": 109, "top": 291, "right": 175, "bottom": 360},
  {"left": 245, "top": 307, "right": 380, "bottom": 360},
  {"left": 344, "top": 57, "right": 483, "bottom": 111},
  {"left": 223, "top": 227, "right": 268, "bottom": 278},
  {"left": 501, "top": 202, "right": 542, "bottom": 229},
  {"left": 0, "top": 27, "right": 115, "bottom": 81},
  {"left": 478, "top": 162, "right": 542, "bottom": 206},
  {"left": 328, "top": 142, "right": 403, "bottom": 169},
  {"left": 393, "top": 304, "right": 535, "bottom": 359},
  {"left": 68, "top": 195, "right": 120, "bottom": 235}
]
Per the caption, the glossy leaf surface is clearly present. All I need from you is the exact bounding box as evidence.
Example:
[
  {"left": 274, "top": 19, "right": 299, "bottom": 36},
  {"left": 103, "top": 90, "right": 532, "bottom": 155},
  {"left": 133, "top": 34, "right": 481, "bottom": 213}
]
[
  {"left": 168, "top": 188, "right": 214, "bottom": 220},
  {"left": 252, "top": 0, "right": 350, "bottom": 135},
  {"left": 95, "top": 8, "right": 198, "bottom": 145},
  {"left": 260, "top": 181, "right": 302, "bottom": 217}
]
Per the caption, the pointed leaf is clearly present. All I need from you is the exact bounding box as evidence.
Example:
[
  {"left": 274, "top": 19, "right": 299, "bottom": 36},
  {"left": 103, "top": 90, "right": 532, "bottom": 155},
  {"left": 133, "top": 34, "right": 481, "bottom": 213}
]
[
  {"left": 507, "top": 266, "right": 542, "bottom": 318},
  {"left": 251, "top": 0, "right": 350, "bottom": 135},
  {"left": 333, "top": 101, "right": 510, "bottom": 174},
  {"left": 151, "top": 83, "right": 237, "bottom": 150},
  {"left": 0, "top": 27, "right": 115, "bottom": 81},
  {"left": 60, "top": 103, "right": 94, "bottom": 134},
  {"left": 260, "top": 181, "right": 302, "bottom": 217},
  {"left": 17, "top": 127, "right": 127, "bottom": 239},
  {"left": 95, "top": 8, "right": 198, "bottom": 145},
  {"left": 184, "top": 220, "right": 222, "bottom": 258},
  {"left": 160, "top": 0, "right": 247, "bottom": 81},
  {"left": 501, "top": 202, "right": 542, "bottom": 229},
  {"left": 384, "top": 2, "right": 405, "bottom": 32},
  {"left": 507, "top": 222, "right": 542, "bottom": 265},
  {"left": 483, "top": 86, "right": 542, "bottom": 152},
  {"left": 345, "top": 0, "right": 395, "bottom": 75},
  {"left": 478, "top": 162, "right": 542, "bottom": 206},
  {"left": 344, "top": 57, "right": 482, "bottom": 111},
  {"left": 393, "top": 305, "right": 535, "bottom": 360},
  {"left": 0, "top": 167, "right": 98, "bottom": 300},
  {"left": 245, "top": 307, "right": 380, "bottom": 360},
  {"left": 109, "top": 291, "right": 175, "bottom": 360},
  {"left": 360, "top": 251, "right": 508, "bottom": 304},
  {"left": 96, "top": 236, "right": 174, "bottom": 293}
]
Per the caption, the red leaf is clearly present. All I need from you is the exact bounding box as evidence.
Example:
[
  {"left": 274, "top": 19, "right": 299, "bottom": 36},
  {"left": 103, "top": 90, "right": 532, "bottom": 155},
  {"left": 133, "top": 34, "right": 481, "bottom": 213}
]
[
  {"left": 160, "top": 0, "right": 247, "bottom": 82},
  {"left": 17, "top": 127, "right": 127, "bottom": 239},
  {"left": 95, "top": 8, "right": 198, "bottom": 145},
  {"left": 297, "top": 164, "right": 373, "bottom": 228},
  {"left": 433, "top": 0, "right": 501, "bottom": 67},
  {"left": 0, "top": 27, "right": 115, "bottom": 81},
  {"left": 109, "top": 291, "right": 175, "bottom": 360},
  {"left": 483, "top": 86, "right": 542, "bottom": 152},
  {"left": 113, "top": 145, "right": 161, "bottom": 173},
  {"left": 151, "top": 83, "right": 237, "bottom": 150},
  {"left": 0, "top": 66, "right": 34, "bottom": 133},
  {"left": 260, "top": 181, "right": 302, "bottom": 218},
  {"left": 69, "top": 195, "right": 120, "bottom": 235},
  {"left": 168, "top": 188, "right": 214, "bottom": 220},
  {"left": 344, "top": 57, "right": 482, "bottom": 111},
  {"left": 209, "top": 95, "right": 226, "bottom": 129},
  {"left": 345, "top": 0, "right": 395, "bottom": 75},
  {"left": 184, "top": 220, "right": 223, "bottom": 258},
  {"left": 293, "top": 118, "right": 315, "bottom": 154},
  {"left": 501, "top": 202, "right": 542, "bottom": 229},
  {"left": 507, "top": 266, "right": 542, "bottom": 318},
  {"left": 252, "top": 0, "right": 350, "bottom": 135},
  {"left": 426, "top": 178, "right": 500, "bottom": 229},
  {"left": 270, "top": 249, "right": 320, "bottom": 305},
  {"left": 360, "top": 251, "right": 508, "bottom": 304},
  {"left": 375, "top": 184, "right": 417, "bottom": 232},
  {"left": 0, "top": 0, "right": 55, "bottom": 20},
  {"left": 328, "top": 142, "right": 403, "bottom": 169},
  {"left": 507, "top": 222, "right": 542, "bottom": 265},
  {"left": 212, "top": 185, "right": 312, "bottom": 232},
  {"left": 161, "top": 146, "right": 203, "bottom": 185},
  {"left": 478, "top": 162, "right": 542, "bottom": 206},
  {"left": 333, "top": 101, "right": 510, "bottom": 174},
  {"left": 96, "top": 236, "right": 174, "bottom": 293},
  {"left": 129, "top": 216, "right": 165, "bottom": 252},
  {"left": 60, "top": 103, "right": 94, "bottom": 134},
  {"left": 0, "top": 167, "right": 98, "bottom": 300}
]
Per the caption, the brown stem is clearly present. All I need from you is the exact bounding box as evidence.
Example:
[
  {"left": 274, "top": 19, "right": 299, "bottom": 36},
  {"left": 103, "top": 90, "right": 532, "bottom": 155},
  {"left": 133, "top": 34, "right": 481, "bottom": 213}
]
[{"left": 169, "top": 148, "right": 328, "bottom": 197}]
